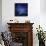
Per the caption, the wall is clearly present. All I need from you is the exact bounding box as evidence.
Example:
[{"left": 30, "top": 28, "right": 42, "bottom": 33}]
[
  {"left": 40, "top": 0, "right": 46, "bottom": 31},
  {"left": 0, "top": 0, "right": 2, "bottom": 32},
  {"left": 2, "top": 0, "right": 46, "bottom": 46},
  {"left": 40, "top": 0, "right": 46, "bottom": 13},
  {"left": 2, "top": 0, "right": 40, "bottom": 31}
]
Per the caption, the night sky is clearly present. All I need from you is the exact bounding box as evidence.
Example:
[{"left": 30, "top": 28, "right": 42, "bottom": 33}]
[{"left": 15, "top": 3, "right": 28, "bottom": 16}]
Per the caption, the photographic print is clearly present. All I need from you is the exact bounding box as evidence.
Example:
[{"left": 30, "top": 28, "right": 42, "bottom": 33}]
[{"left": 15, "top": 3, "right": 28, "bottom": 16}]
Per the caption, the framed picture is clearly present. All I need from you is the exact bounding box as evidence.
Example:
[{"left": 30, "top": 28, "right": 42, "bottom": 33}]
[{"left": 15, "top": 3, "right": 28, "bottom": 16}]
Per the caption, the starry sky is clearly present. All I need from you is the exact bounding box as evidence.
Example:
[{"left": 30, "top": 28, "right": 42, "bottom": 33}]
[{"left": 15, "top": 3, "right": 28, "bottom": 16}]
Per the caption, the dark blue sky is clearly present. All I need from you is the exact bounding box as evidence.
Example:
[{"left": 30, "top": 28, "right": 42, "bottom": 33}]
[{"left": 15, "top": 3, "right": 28, "bottom": 16}]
